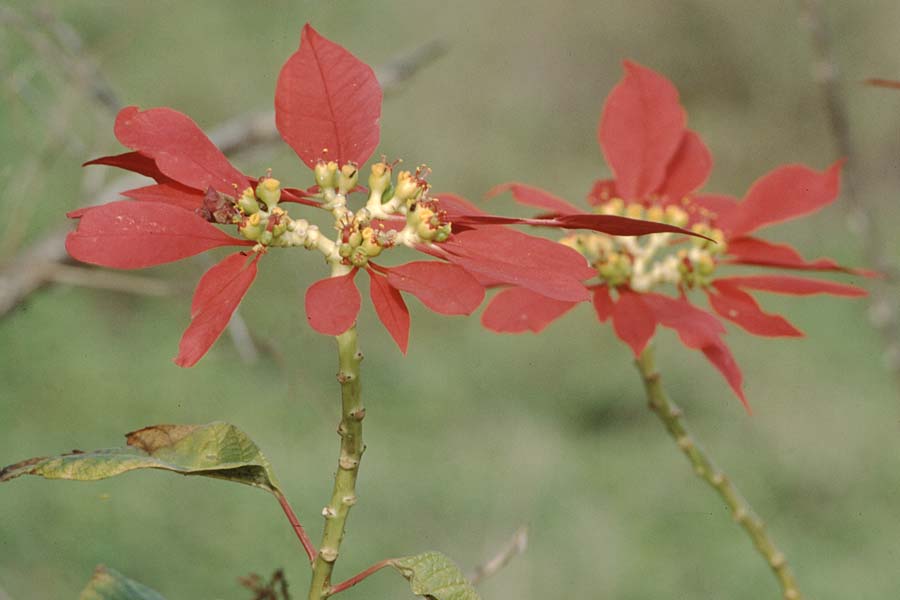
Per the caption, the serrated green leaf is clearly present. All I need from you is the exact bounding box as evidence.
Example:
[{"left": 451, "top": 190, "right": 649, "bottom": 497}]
[
  {"left": 0, "top": 422, "right": 281, "bottom": 493},
  {"left": 390, "top": 551, "right": 481, "bottom": 600},
  {"left": 79, "top": 565, "right": 166, "bottom": 600}
]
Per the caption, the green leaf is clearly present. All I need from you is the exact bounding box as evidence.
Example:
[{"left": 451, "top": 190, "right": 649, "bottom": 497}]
[
  {"left": 390, "top": 552, "right": 481, "bottom": 600},
  {"left": 0, "top": 422, "right": 281, "bottom": 493},
  {"left": 79, "top": 565, "right": 166, "bottom": 600}
]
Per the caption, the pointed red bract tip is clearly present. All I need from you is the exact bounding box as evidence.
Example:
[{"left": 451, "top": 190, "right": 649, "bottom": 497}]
[
  {"left": 706, "top": 284, "right": 803, "bottom": 338},
  {"left": 367, "top": 268, "right": 410, "bottom": 354},
  {"left": 114, "top": 106, "right": 250, "bottom": 194},
  {"left": 175, "top": 253, "right": 259, "bottom": 367},
  {"left": 275, "top": 24, "right": 382, "bottom": 169},
  {"left": 599, "top": 60, "right": 686, "bottom": 200},
  {"left": 719, "top": 161, "right": 842, "bottom": 238}
]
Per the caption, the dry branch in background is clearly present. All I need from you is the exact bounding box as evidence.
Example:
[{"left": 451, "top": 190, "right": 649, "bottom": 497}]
[
  {"left": 468, "top": 526, "right": 529, "bottom": 586},
  {"left": 0, "top": 7, "right": 446, "bottom": 321},
  {"left": 797, "top": 0, "right": 900, "bottom": 391}
]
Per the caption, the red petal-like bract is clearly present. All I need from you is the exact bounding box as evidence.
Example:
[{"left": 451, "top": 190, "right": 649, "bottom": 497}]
[
  {"left": 612, "top": 289, "right": 658, "bottom": 356},
  {"left": 725, "top": 236, "right": 871, "bottom": 274},
  {"left": 442, "top": 228, "right": 593, "bottom": 302},
  {"left": 385, "top": 261, "right": 484, "bottom": 315},
  {"left": 121, "top": 182, "right": 203, "bottom": 211},
  {"left": 66, "top": 200, "right": 251, "bottom": 269},
  {"left": 481, "top": 287, "right": 579, "bottom": 333},
  {"left": 592, "top": 285, "right": 614, "bottom": 322},
  {"left": 598, "top": 61, "right": 686, "bottom": 200},
  {"left": 714, "top": 275, "right": 867, "bottom": 297},
  {"left": 175, "top": 253, "right": 259, "bottom": 367},
  {"left": 84, "top": 151, "right": 170, "bottom": 183},
  {"left": 447, "top": 213, "right": 704, "bottom": 239},
  {"left": 275, "top": 24, "right": 382, "bottom": 168},
  {"left": 305, "top": 271, "right": 361, "bottom": 336},
  {"left": 640, "top": 293, "right": 747, "bottom": 410},
  {"left": 367, "top": 269, "right": 410, "bottom": 353},
  {"left": 718, "top": 162, "right": 842, "bottom": 238},
  {"left": 436, "top": 193, "right": 489, "bottom": 217},
  {"left": 706, "top": 285, "right": 802, "bottom": 337},
  {"left": 657, "top": 131, "right": 712, "bottom": 203},
  {"left": 487, "top": 183, "right": 581, "bottom": 216},
  {"left": 114, "top": 106, "right": 249, "bottom": 194}
]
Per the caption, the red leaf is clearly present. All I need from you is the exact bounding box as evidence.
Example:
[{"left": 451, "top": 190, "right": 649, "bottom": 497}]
[
  {"left": 718, "top": 162, "right": 842, "bottom": 238},
  {"left": 689, "top": 194, "right": 739, "bottom": 225},
  {"left": 657, "top": 131, "right": 712, "bottom": 203},
  {"left": 487, "top": 183, "right": 582, "bottom": 216},
  {"left": 592, "top": 285, "right": 614, "bottom": 322},
  {"left": 725, "top": 236, "right": 874, "bottom": 275},
  {"left": 714, "top": 275, "right": 867, "bottom": 297},
  {"left": 83, "top": 151, "right": 170, "bottom": 182},
  {"left": 706, "top": 285, "right": 803, "bottom": 337},
  {"left": 65, "top": 200, "right": 251, "bottom": 269},
  {"left": 436, "top": 193, "right": 489, "bottom": 217},
  {"left": 441, "top": 228, "right": 592, "bottom": 302},
  {"left": 275, "top": 24, "right": 382, "bottom": 168},
  {"left": 598, "top": 61, "right": 686, "bottom": 200},
  {"left": 367, "top": 268, "right": 410, "bottom": 353},
  {"left": 114, "top": 106, "right": 249, "bottom": 194},
  {"left": 175, "top": 253, "right": 259, "bottom": 367},
  {"left": 552, "top": 213, "right": 711, "bottom": 238},
  {"left": 481, "top": 287, "right": 579, "bottom": 333},
  {"left": 611, "top": 290, "right": 658, "bottom": 356},
  {"left": 305, "top": 271, "right": 361, "bottom": 335},
  {"left": 447, "top": 213, "right": 708, "bottom": 239},
  {"left": 640, "top": 293, "right": 747, "bottom": 409},
  {"left": 121, "top": 182, "right": 204, "bottom": 211},
  {"left": 587, "top": 178, "right": 618, "bottom": 206},
  {"left": 385, "top": 261, "right": 484, "bottom": 315}
]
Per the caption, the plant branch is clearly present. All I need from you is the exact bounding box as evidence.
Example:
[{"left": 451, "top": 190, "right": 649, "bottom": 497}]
[
  {"left": 326, "top": 559, "right": 391, "bottom": 596},
  {"left": 307, "top": 326, "right": 365, "bottom": 600},
  {"left": 635, "top": 346, "right": 802, "bottom": 600},
  {"left": 797, "top": 0, "right": 900, "bottom": 392},
  {"left": 468, "top": 525, "right": 529, "bottom": 585},
  {"left": 275, "top": 490, "right": 317, "bottom": 564}
]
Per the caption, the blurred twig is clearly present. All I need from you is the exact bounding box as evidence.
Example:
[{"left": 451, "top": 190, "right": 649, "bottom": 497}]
[
  {"left": 0, "top": 10, "right": 446, "bottom": 321},
  {"left": 636, "top": 347, "right": 803, "bottom": 599},
  {"left": 468, "top": 525, "right": 528, "bottom": 585},
  {"left": 797, "top": 0, "right": 900, "bottom": 390}
]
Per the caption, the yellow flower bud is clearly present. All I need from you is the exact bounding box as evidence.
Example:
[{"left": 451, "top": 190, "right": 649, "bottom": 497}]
[{"left": 625, "top": 203, "right": 645, "bottom": 220}]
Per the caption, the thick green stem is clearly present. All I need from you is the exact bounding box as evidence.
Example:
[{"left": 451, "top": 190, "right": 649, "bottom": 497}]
[
  {"left": 635, "top": 346, "right": 802, "bottom": 600},
  {"left": 307, "top": 326, "right": 365, "bottom": 600}
]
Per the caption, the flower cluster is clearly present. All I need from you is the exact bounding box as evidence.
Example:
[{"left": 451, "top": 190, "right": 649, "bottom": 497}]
[
  {"left": 66, "top": 27, "right": 693, "bottom": 367},
  {"left": 483, "top": 61, "right": 870, "bottom": 409}
]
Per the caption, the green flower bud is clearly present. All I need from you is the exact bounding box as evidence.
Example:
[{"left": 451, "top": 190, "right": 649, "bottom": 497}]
[
  {"left": 256, "top": 178, "right": 282, "bottom": 210},
  {"left": 338, "top": 164, "right": 359, "bottom": 195}
]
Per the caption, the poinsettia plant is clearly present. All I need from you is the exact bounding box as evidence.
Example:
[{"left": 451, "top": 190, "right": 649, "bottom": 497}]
[
  {"left": 2, "top": 24, "right": 707, "bottom": 600},
  {"left": 481, "top": 60, "right": 871, "bottom": 599}
]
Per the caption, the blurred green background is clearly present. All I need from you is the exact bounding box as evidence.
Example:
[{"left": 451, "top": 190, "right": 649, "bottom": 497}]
[{"left": 1, "top": 1, "right": 899, "bottom": 598}]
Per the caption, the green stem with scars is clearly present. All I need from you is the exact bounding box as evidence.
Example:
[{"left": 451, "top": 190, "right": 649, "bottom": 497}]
[
  {"left": 635, "top": 346, "right": 802, "bottom": 600},
  {"left": 307, "top": 325, "right": 365, "bottom": 600}
]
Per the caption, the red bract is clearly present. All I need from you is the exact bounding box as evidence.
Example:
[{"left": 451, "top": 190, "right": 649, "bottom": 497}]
[
  {"left": 304, "top": 263, "right": 484, "bottom": 353},
  {"left": 482, "top": 60, "right": 870, "bottom": 410},
  {"left": 275, "top": 23, "right": 382, "bottom": 169}
]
